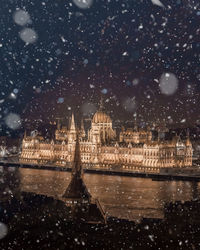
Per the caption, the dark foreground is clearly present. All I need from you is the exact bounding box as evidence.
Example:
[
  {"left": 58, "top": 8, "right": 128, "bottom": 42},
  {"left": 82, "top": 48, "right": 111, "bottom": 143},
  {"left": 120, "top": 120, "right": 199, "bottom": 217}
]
[{"left": 0, "top": 193, "right": 200, "bottom": 249}]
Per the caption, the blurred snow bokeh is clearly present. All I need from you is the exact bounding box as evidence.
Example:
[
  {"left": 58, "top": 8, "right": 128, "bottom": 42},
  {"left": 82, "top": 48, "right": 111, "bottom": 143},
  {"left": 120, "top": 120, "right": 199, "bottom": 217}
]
[
  {"left": 0, "top": 222, "right": 8, "bottom": 240},
  {"left": 101, "top": 88, "right": 108, "bottom": 94},
  {"left": 13, "top": 9, "right": 31, "bottom": 26},
  {"left": 81, "top": 102, "right": 97, "bottom": 116},
  {"left": 151, "top": 0, "right": 165, "bottom": 8},
  {"left": 5, "top": 113, "right": 21, "bottom": 130},
  {"left": 19, "top": 28, "right": 38, "bottom": 44},
  {"left": 73, "top": 0, "right": 93, "bottom": 9},
  {"left": 159, "top": 73, "right": 178, "bottom": 96},
  {"left": 122, "top": 97, "right": 136, "bottom": 112}
]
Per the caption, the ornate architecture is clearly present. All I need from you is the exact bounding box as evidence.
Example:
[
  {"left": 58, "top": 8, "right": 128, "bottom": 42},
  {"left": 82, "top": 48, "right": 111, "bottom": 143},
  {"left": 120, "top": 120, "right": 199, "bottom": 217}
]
[{"left": 20, "top": 104, "right": 193, "bottom": 173}]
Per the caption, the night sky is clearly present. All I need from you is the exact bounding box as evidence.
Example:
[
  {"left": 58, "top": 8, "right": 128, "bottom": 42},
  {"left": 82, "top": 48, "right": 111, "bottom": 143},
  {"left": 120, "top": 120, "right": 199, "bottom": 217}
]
[{"left": 0, "top": 0, "right": 200, "bottom": 131}]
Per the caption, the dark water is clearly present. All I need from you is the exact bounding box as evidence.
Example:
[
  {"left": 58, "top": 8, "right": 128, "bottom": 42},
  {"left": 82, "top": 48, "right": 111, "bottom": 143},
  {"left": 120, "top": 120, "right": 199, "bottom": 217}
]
[{"left": 15, "top": 168, "right": 200, "bottom": 221}]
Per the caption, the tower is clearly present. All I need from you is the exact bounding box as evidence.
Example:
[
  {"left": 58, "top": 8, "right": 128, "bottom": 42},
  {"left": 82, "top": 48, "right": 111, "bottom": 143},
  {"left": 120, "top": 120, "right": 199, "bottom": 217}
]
[
  {"left": 185, "top": 129, "right": 193, "bottom": 166},
  {"left": 68, "top": 113, "right": 76, "bottom": 143},
  {"left": 99, "top": 95, "right": 104, "bottom": 111},
  {"left": 63, "top": 132, "right": 106, "bottom": 223},
  {"left": 133, "top": 113, "right": 138, "bottom": 132},
  {"left": 186, "top": 129, "right": 191, "bottom": 146},
  {"left": 69, "top": 113, "right": 76, "bottom": 131},
  {"left": 80, "top": 119, "right": 86, "bottom": 138},
  {"left": 55, "top": 118, "right": 61, "bottom": 130}
]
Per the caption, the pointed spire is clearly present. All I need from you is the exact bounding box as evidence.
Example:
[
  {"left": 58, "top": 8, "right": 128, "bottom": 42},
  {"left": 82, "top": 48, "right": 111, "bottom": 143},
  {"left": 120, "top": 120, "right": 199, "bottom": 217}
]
[
  {"left": 134, "top": 113, "right": 138, "bottom": 131},
  {"left": 81, "top": 119, "right": 84, "bottom": 130},
  {"left": 186, "top": 129, "right": 191, "bottom": 146},
  {"left": 81, "top": 119, "right": 86, "bottom": 138},
  {"left": 24, "top": 130, "right": 27, "bottom": 139},
  {"left": 56, "top": 118, "right": 61, "bottom": 130},
  {"left": 99, "top": 95, "right": 104, "bottom": 111},
  {"left": 70, "top": 113, "right": 76, "bottom": 131},
  {"left": 186, "top": 128, "right": 190, "bottom": 138}
]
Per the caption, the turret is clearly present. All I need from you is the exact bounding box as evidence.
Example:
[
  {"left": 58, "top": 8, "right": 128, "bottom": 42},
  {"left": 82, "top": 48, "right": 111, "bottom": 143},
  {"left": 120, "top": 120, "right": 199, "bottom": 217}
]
[
  {"left": 24, "top": 130, "right": 27, "bottom": 139},
  {"left": 68, "top": 113, "right": 76, "bottom": 143},
  {"left": 80, "top": 119, "right": 86, "bottom": 138},
  {"left": 99, "top": 95, "right": 104, "bottom": 111},
  {"left": 69, "top": 113, "right": 76, "bottom": 132},
  {"left": 134, "top": 114, "right": 138, "bottom": 132},
  {"left": 56, "top": 118, "right": 61, "bottom": 130},
  {"left": 186, "top": 129, "right": 192, "bottom": 147}
]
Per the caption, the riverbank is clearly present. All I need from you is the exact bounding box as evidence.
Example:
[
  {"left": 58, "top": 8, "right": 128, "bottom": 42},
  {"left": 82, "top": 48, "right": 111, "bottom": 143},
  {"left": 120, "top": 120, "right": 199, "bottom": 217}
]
[{"left": 1, "top": 160, "right": 200, "bottom": 182}]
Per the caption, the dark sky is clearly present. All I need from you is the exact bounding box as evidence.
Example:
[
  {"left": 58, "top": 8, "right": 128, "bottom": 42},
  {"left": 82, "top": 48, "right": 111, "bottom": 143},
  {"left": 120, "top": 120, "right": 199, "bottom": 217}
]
[{"left": 0, "top": 0, "right": 200, "bottom": 131}]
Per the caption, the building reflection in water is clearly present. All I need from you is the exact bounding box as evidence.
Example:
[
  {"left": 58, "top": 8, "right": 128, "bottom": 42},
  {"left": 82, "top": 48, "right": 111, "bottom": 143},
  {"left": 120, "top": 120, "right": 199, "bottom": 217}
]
[{"left": 18, "top": 168, "right": 200, "bottom": 221}]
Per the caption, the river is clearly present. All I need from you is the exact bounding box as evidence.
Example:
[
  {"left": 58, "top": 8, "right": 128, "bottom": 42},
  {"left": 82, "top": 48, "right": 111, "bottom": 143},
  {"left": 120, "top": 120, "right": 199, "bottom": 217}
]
[{"left": 14, "top": 167, "right": 200, "bottom": 221}]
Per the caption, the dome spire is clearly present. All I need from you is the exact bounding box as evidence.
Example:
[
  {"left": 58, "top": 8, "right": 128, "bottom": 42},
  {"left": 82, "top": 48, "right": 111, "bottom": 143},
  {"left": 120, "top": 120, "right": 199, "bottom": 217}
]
[{"left": 99, "top": 95, "right": 104, "bottom": 111}]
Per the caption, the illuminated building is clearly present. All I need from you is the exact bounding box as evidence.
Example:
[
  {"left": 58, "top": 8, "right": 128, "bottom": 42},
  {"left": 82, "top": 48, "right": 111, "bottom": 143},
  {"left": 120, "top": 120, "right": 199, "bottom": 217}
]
[{"left": 20, "top": 104, "right": 193, "bottom": 173}]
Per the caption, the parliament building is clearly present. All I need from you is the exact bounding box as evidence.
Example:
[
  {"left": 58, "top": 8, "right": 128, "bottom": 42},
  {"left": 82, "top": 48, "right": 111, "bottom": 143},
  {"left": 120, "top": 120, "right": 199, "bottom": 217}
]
[{"left": 20, "top": 105, "right": 193, "bottom": 173}]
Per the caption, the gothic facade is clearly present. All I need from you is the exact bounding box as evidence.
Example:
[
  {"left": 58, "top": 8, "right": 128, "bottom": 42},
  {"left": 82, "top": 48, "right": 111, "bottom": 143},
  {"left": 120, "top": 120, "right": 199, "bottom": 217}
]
[{"left": 20, "top": 109, "right": 193, "bottom": 173}]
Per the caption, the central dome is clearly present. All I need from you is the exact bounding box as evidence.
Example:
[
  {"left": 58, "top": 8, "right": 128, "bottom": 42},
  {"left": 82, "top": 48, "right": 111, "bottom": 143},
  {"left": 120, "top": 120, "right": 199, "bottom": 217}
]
[{"left": 92, "top": 111, "right": 112, "bottom": 123}]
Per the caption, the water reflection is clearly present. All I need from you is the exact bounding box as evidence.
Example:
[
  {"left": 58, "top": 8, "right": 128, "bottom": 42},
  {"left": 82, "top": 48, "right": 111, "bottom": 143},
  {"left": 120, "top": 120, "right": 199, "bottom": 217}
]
[{"left": 15, "top": 168, "right": 200, "bottom": 220}]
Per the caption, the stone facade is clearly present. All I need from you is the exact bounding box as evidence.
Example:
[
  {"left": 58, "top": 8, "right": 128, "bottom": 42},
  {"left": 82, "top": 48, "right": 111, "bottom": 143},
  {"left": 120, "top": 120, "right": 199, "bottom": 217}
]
[{"left": 20, "top": 109, "right": 193, "bottom": 172}]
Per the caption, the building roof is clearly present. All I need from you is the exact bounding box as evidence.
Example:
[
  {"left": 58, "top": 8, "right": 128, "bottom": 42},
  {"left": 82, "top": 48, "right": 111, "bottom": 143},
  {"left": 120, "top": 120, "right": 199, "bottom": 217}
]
[{"left": 92, "top": 110, "right": 112, "bottom": 123}]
